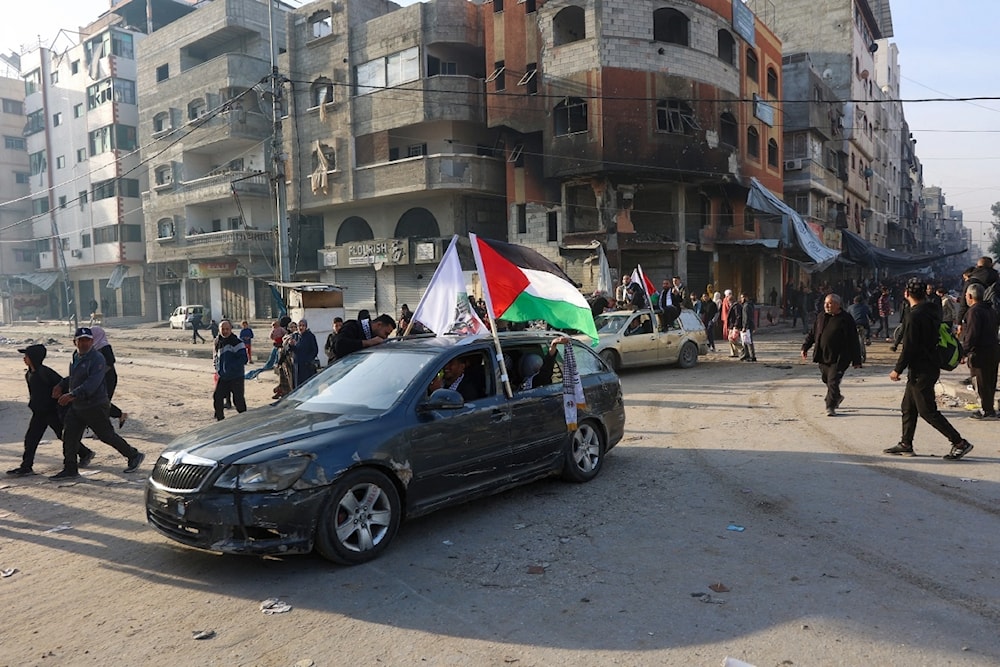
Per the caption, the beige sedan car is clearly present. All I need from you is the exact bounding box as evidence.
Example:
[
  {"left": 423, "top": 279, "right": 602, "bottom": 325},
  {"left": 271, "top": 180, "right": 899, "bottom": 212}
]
[{"left": 590, "top": 309, "right": 709, "bottom": 371}]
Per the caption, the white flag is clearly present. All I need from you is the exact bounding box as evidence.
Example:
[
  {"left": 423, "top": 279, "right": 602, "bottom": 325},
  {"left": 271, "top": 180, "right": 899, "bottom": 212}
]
[{"left": 411, "top": 236, "right": 486, "bottom": 336}]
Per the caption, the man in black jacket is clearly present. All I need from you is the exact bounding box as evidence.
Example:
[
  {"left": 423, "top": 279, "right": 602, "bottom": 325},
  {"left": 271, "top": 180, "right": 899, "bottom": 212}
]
[
  {"left": 7, "top": 344, "right": 95, "bottom": 477},
  {"left": 960, "top": 283, "right": 999, "bottom": 420},
  {"left": 334, "top": 314, "right": 396, "bottom": 359},
  {"left": 957, "top": 257, "right": 1000, "bottom": 332},
  {"left": 802, "top": 294, "right": 862, "bottom": 416},
  {"left": 885, "top": 279, "right": 973, "bottom": 460}
]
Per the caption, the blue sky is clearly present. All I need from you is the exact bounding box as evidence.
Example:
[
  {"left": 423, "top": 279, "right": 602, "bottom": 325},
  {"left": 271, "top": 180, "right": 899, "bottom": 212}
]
[{"left": 3, "top": 0, "right": 995, "bottom": 245}]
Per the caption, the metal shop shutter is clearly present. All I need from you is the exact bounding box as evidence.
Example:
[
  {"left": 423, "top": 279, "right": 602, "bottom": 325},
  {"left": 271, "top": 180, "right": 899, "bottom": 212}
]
[{"left": 335, "top": 267, "right": 376, "bottom": 318}]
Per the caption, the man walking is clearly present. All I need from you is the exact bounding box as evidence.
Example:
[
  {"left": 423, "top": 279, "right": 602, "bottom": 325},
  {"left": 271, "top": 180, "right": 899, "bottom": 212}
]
[
  {"left": 802, "top": 294, "right": 862, "bottom": 416},
  {"left": 49, "top": 327, "right": 144, "bottom": 480},
  {"left": 885, "top": 279, "right": 973, "bottom": 460},
  {"left": 213, "top": 320, "right": 248, "bottom": 420},
  {"left": 738, "top": 293, "right": 757, "bottom": 362},
  {"left": 960, "top": 283, "right": 999, "bottom": 420}
]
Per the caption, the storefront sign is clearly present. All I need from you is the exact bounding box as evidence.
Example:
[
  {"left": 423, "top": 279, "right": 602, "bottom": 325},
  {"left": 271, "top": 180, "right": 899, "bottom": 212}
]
[
  {"left": 188, "top": 260, "right": 238, "bottom": 279},
  {"left": 322, "top": 238, "right": 409, "bottom": 268},
  {"left": 753, "top": 94, "right": 774, "bottom": 127},
  {"left": 732, "top": 0, "right": 756, "bottom": 47}
]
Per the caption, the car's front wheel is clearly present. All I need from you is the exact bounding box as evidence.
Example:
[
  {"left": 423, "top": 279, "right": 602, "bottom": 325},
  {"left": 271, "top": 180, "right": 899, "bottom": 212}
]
[
  {"left": 677, "top": 341, "right": 698, "bottom": 368},
  {"left": 599, "top": 349, "right": 620, "bottom": 372},
  {"left": 561, "top": 420, "right": 605, "bottom": 483},
  {"left": 315, "top": 468, "right": 401, "bottom": 565}
]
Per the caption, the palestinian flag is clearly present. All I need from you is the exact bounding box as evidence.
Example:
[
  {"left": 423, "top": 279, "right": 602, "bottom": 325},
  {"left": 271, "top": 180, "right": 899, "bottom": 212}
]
[{"left": 470, "top": 233, "right": 599, "bottom": 343}]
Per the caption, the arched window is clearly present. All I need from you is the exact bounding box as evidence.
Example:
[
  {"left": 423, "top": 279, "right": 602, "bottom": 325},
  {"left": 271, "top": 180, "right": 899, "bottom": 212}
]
[
  {"left": 187, "top": 98, "right": 205, "bottom": 121},
  {"left": 157, "top": 218, "right": 174, "bottom": 239},
  {"left": 720, "top": 112, "right": 738, "bottom": 148},
  {"left": 767, "top": 138, "right": 779, "bottom": 167},
  {"left": 154, "top": 164, "right": 172, "bottom": 186},
  {"left": 554, "top": 97, "right": 587, "bottom": 136},
  {"left": 747, "top": 126, "right": 760, "bottom": 158},
  {"left": 152, "top": 111, "right": 170, "bottom": 133},
  {"left": 309, "top": 10, "right": 332, "bottom": 39},
  {"left": 336, "top": 216, "right": 373, "bottom": 245},
  {"left": 311, "top": 78, "right": 334, "bottom": 107},
  {"left": 395, "top": 207, "right": 440, "bottom": 238},
  {"left": 745, "top": 49, "right": 759, "bottom": 82},
  {"left": 766, "top": 67, "right": 778, "bottom": 97},
  {"left": 653, "top": 8, "right": 688, "bottom": 46},
  {"left": 717, "top": 30, "right": 736, "bottom": 65},
  {"left": 656, "top": 98, "right": 700, "bottom": 134},
  {"left": 552, "top": 6, "right": 585, "bottom": 46}
]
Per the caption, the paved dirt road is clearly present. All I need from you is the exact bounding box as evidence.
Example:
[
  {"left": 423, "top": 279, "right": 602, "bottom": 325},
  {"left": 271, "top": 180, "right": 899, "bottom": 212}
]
[{"left": 0, "top": 323, "right": 998, "bottom": 666}]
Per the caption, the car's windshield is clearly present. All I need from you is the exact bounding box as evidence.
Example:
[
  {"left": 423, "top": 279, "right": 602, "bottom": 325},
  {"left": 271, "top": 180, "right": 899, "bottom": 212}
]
[
  {"left": 595, "top": 314, "right": 630, "bottom": 334},
  {"left": 285, "top": 349, "right": 435, "bottom": 414}
]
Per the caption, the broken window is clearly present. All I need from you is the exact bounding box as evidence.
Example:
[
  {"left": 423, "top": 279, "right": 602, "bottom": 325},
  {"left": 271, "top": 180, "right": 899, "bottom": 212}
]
[
  {"left": 552, "top": 6, "right": 585, "bottom": 46},
  {"left": 655, "top": 99, "right": 700, "bottom": 134},
  {"left": 309, "top": 11, "right": 332, "bottom": 39},
  {"left": 554, "top": 97, "right": 587, "bottom": 136}
]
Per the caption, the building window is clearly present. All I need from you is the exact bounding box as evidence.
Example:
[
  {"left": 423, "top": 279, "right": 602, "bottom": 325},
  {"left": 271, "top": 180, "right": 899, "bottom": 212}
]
[
  {"left": 157, "top": 219, "right": 174, "bottom": 239},
  {"left": 153, "top": 111, "right": 170, "bottom": 133},
  {"left": 29, "top": 150, "right": 46, "bottom": 175},
  {"left": 406, "top": 143, "right": 427, "bottom": 158},
  {"left": 746, "top": 49, "right": 759, "bottom": 82},
  {"left": 552, "top": 6, "right": 585, "bottom": 46},
  {"left": 767, "top": 138, "right": 779, "bottom": 167},
  {"left": 656, "top": 98, "right": 700, "bottom": 134},
  {"left": 79, "top": 191, "right": 88, "bottom": 208},
  {"left": 2, "top": 98, "right": 24, "bottom": 114},
  {"left": 31, "top": 197, "right": 49, "bottom": 215},
  {"left": 526, "top": 0, "right": 536, "bottom": 12},
  {"left": 73, "top": 103, "right": 83, "bottom": 118},
  {"left": 519, "top": 63, "right": 538, "bottom": 95},
  {"left": 653, "top": 8, "right": 688, "bottom": 45},
  {"left": 53, "top": 112, "right": 62, "bottom": 126},
  {"left": 24, "top": 69, "right": 41, "bottom": 96},
  {"left": 309, "top": 10, "right": 332, "bottom": 39},
  {"left": 187, "top": 98, "right": 206, "bottom": 120},
  {"left": 516, "top": 203, "right": 527, "bottom": 234},
  {"left": 88, "top": 124, "right": 136, "bottom": 155},
  {"left": 15, "top": 171, "right": 29, "bottom": 184},
  {"left": 4, "top": 136, "right": 26, "bottom": 150},
  {"left": 743, "top": 208, "right": 755, "bottom": 233},
  {"left": 310, "top": 78, "right": 334, "bottom": 107},
  {"left": 547, "top": 211, "right": 558, "bottom": 242},
  {"left": 87, "top": 78, "right": 135, "bottom": 109},
  {"left": 766, "top": 67, "right": 778, "bottom": 97},
  {"left": 76, "top": 148, "right": 87, "bottom": 163},
  {"left": 81, "top": 233, "right": 90, "bottom": 248},
  {"left": 71, "top": 60, "right": 79, "bottom": 75},
  {"left": 156, "top": 64, "right": 169, "bottom": 82},
  {"left": 493, "top": 0, "right": 503, "bottom": 11},
  {"left": 554, "top": 97, "right": 587, "bottom": 136},
  {"left": 51, "top": 70, "right": 59, "bottom": 84},
  {"left": 58, "top": 195, "right": 67, "bottom": 208},
  {"left": 719, "top": 112, "right": 738, "bottom": 148},
  {"left": 491, "top": 61, "right": 505, "bottom": 91},
  {"left": 56, "top": 155, "right": 65, "bottom": 169},
  {"left": 717, "top": 30, "right": 736, "bottom": 65},
  {"left": 355, "top": 47, "right": 419, "bottom": 95},
  {"left": 25, "top": 109, "right": 44, "bottom": 135},
  {"left": 311, "top": 143, "right": 336, "bottom": 171},
  {"left": 154, "top": 165, "right": 172, "bottom": 186},
  {"left": 747, "top": 126, "right": 760, "bottom": 158}
]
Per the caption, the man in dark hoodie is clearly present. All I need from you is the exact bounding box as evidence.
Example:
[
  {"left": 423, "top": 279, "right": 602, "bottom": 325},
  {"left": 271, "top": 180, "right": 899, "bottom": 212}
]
[
  {"left": 49, "top": 327, "right": 145, "bottom": 480},
  {"left": 334, "top": 313, "right": 396, "bottom": 359},
  {"left": 802, "top": 294, "right": 862, "bottom": 417},
  {"left": 213, "top": 319, "right": 248, "bottom": 420},
  {"left": 7, "top": 344, "right": 95, "bottom": 477}
]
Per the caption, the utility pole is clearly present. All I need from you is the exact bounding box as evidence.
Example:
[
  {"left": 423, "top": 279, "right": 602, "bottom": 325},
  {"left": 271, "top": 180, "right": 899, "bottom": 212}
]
[{"left": 268, "top": 0, "right": 291, "bottom": 283}]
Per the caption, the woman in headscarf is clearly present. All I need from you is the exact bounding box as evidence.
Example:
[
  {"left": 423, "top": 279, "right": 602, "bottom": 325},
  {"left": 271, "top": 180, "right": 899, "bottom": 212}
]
[{"left": 90, "top": 326, "right": 128, "bottom": 428}]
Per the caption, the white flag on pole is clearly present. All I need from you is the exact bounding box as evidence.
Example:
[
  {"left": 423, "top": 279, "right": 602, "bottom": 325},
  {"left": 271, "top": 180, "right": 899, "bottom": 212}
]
[{"left": 411, "top": 236, "right": 486, "bottom": 336}]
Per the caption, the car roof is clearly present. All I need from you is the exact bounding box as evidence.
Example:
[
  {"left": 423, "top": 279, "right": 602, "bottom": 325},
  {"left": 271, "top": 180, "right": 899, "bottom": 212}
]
[{"left": 383, "top": 331, "right": 566, "bottom": 352}]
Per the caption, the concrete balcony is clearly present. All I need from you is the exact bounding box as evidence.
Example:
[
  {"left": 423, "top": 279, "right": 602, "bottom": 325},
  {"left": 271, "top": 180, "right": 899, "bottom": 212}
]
[
  {"left": 352, "top": 154, "right": 505, "bottom": 200},
  {"left": 352, "top": 76, "right": 485, "bottom": 136},
  {"left": 149, "top": 171, "right": 270, "bottom": 207},
  {"left": 182, "top": 110, "right": 272, "bottom": 154},
  {"left": 150, "top": 228, "right": 275, "bottom": 263}
]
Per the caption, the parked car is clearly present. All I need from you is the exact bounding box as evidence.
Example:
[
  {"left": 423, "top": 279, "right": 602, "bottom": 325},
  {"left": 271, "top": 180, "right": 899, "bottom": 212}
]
[
  {"left": 589, "top": 308, "right": 708, "bottom": 371},
  {"left": 168, "top": 305, "right": 208, "bottom": 330},
  {"left": 145, "top": 333, "right": 626, "bottom": 565}
]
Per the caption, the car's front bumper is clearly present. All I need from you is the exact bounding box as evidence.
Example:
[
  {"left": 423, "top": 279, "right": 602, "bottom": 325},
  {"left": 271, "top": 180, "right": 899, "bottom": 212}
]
[{"left": 145, "top": 483, "right": 328, "bottom": 556}]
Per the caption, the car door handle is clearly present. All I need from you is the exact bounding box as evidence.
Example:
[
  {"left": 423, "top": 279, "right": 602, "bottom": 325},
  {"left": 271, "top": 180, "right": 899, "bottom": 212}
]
[{"left": 490, "top": 409, "right": 508, "bottom": 423}]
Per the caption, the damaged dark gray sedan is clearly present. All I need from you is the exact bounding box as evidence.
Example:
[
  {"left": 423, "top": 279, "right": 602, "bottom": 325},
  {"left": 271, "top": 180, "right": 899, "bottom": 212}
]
[{"left": 145, "top": 333, "right": 625, "bottom": 565}]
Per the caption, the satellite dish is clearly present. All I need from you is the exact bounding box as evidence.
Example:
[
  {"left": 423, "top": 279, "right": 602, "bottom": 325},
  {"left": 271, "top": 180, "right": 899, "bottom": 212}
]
[{"left": 821, "top": 69, "right": 833, "bottom": 81}]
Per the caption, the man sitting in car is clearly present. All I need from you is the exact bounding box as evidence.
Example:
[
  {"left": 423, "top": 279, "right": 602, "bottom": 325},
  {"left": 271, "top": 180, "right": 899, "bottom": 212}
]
[
  {"left": 428, "top": 355, "right": 485, "bottom": 402},
  {"left": 625, "top": 315, "right": 653, "bottom": 336}
]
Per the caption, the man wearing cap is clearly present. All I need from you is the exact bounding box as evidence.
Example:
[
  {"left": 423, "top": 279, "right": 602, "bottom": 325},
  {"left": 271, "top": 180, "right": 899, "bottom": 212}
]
[
  {"left": 7, "top": 344, "right": 95, "bottom": 477},
  {"left": 49, "top": 327, "right": 145, "bottom": 480}
]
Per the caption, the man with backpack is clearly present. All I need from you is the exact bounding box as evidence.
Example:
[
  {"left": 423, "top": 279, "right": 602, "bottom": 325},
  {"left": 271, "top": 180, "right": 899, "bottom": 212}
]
[
  {"left": 885, "top": 278, "right": 973, "bottom": 461},
  {"left": 960, "top": 283, "right": 999, "bottom": 420}
]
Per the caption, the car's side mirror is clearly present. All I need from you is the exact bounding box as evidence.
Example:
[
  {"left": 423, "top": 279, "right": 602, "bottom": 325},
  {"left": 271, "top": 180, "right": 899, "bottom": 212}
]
[{"left": 421, "top": 388, "right": 465, "bottom": 411}]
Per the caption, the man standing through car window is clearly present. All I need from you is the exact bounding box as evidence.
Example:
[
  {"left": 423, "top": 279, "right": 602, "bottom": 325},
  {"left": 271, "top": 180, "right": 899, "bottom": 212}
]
[
  {"left": 49, "top": 327, "right": 145, "bottom": 480},
  {"left": 335, "top": 314, "right": 396, "bottom": 359},
  {"left": 214, "top": 320, "right": 248, "bottom": 420}
]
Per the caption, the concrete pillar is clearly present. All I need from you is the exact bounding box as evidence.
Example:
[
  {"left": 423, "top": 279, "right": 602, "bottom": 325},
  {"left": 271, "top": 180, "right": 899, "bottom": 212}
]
[{"left": 675, "top": 183, "right": 688, "bottom": 282}]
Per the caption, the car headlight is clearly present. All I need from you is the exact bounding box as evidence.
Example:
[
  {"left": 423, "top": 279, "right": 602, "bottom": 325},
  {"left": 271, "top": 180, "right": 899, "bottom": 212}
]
[{"left": 213, "top": 457, "right": 311, "bottom": 492}]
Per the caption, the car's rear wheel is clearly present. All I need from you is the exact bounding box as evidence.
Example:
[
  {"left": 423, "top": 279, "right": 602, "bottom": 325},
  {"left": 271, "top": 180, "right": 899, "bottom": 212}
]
[
  {"left": 315, "top": 468, "right": 401, "bottom": 565},
  {"left": 677, "top": 341, "right": 698, "bottom": 368},
  {"left": 599, "top": 349, "right": 620, "bottom": 372},
  {"left": 561, "top": 420, "right": 605, "bottom": 483}
]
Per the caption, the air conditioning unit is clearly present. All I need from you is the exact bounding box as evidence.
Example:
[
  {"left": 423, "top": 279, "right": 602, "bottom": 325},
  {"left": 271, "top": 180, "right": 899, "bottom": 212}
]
[
  {"left": 784, "top": 159, "right": 803, "bottom": 171},
  {"left": 70, "top": 249, "right": 82, "bottom": 258}
]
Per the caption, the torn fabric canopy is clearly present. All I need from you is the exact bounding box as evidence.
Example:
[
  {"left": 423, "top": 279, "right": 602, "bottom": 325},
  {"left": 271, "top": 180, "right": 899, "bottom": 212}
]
[
  {"left": 107, "top": 264, "right": 129, "bottom": 289},
  {"left": 747, "top": 177, "right": 839, "bottom": 272},
  {"left": 15, "top": 272, "right": 59, "bottom": 290}
]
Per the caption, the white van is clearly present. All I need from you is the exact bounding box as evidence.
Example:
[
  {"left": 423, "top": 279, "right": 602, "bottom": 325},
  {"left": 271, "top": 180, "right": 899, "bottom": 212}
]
[{"left": 168, "top": 305, "right": 208, "bottom": 330}]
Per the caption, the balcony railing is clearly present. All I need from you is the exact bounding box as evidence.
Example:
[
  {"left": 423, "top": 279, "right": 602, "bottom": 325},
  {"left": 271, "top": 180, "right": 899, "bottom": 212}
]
[
  {"left": 149, "top": 228, "right": 275, "bottom": 262},
  {"left": 353, "top": 154, "right": 504, "bottom": 200}
]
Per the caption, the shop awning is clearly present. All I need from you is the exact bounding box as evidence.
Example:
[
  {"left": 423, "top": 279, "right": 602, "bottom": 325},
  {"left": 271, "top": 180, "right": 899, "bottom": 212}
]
[
  {"left": 107, "top": 264, "right": 129, "bottom": 289},
  {"left": 14, "top": 272, "right": 59, "bottom": 291},
  {"left": 839, "top": 229, "right": 967, "bottom": 271},
  {"left": 747, "top": 177, "right": 840, "bottom": 272}
]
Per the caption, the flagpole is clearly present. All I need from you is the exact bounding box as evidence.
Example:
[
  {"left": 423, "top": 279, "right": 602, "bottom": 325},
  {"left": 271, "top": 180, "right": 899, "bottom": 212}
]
[{"left": 470, "top": 233, "right": 514, "bottom": 399}]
